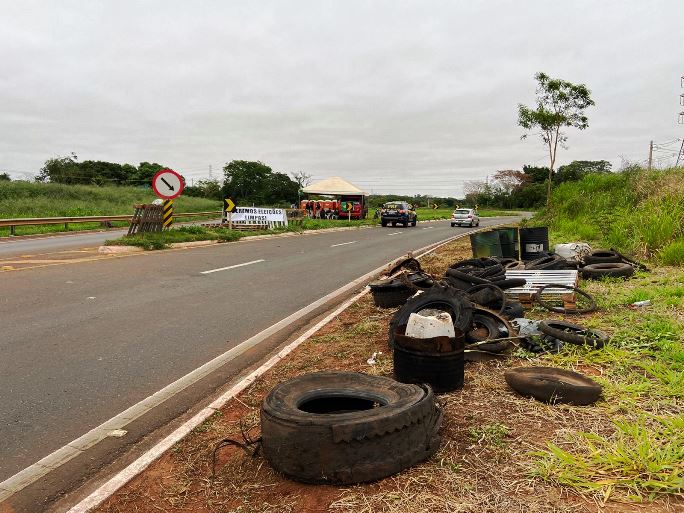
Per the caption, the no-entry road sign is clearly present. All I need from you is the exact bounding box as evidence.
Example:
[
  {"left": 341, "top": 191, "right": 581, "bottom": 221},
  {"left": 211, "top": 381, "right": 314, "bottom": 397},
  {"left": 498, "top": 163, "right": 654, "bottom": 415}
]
[{"left": 152, "top": 169, "right": 184, "bottom": 199}]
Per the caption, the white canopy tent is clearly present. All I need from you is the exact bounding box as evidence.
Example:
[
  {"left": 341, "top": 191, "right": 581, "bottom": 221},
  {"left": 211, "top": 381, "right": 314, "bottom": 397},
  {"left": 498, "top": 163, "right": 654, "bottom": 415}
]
[{"left": 302, "top": 176, "right": 368, "bottom": 196}]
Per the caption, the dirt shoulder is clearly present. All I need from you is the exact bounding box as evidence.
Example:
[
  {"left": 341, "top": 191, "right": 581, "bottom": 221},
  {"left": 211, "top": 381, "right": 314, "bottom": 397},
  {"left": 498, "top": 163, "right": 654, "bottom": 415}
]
[{"left": 94, "top": 237, "right": 684, "bottom": 513}]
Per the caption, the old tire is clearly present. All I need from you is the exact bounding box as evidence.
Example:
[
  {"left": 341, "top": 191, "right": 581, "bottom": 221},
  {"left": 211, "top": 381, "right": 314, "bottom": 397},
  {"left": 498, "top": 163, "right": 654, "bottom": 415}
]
[
  {"left": 261, "top": 372, "right": 442, "bottom": 484},
  {"left": 534, "top": 284, "right": 597, "bottom": 314},
  {"left": 394, "top": 344, "right": 464, "bottom": 393},
  {"left": 538, "top": 320, "right": 608, "bottom": 348},
  {"left": 371, "top": 287, "right": 413, "bottom": 308},
  {"left": 497, "top": 300, "right": 524, "bottom": 320},
  {"left": 389, "top": 286, "right": 473, "bottom": 349},
  {"left": 584, "top": 249, "right": 622, "bottom": 265},
  {"left": 466, "top": 313, "right": 502, "bottom": 343},
  {"left": 582, "top": 262, "right": 634, "bottom": 279},
  {"left": 525, "top": 254, "right": 567, "bottom": 270},
  {"left": 504, "top": 367, "right": 602, "bottom": 405}
]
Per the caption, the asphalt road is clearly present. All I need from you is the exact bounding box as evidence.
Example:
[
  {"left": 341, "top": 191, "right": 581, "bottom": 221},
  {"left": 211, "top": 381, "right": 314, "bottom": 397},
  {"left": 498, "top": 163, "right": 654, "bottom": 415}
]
[
  {"left": 0, "top": 229, "right": 131, "bottom": 258},
  {"left": 0, "top": 217, "right": 520, "bottom": 490}
]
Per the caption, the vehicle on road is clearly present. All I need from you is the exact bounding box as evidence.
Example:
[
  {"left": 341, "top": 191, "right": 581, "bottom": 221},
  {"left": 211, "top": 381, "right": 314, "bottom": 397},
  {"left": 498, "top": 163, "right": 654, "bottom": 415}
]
[
  {"left": 380, "top": 202, "right": 417, "bottom": 227},
  {"left": 450, "top": 208, "right": 479, "bottom": 227}
]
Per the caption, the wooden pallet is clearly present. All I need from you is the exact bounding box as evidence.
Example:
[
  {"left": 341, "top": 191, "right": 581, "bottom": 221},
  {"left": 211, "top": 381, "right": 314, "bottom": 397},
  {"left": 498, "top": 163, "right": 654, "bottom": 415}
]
[{"left": 504, "top": 270, "right": 579, "bottom": 309}]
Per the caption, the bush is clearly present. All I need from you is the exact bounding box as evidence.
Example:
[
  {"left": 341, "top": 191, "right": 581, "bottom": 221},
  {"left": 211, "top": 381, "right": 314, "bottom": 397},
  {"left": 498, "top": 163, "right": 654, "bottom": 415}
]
[
  {"left": 659, "top": 239, "right": 684, "bottom": 266},
  {"left": 533, "top": 168, "right": 684, "bottom": 262}
]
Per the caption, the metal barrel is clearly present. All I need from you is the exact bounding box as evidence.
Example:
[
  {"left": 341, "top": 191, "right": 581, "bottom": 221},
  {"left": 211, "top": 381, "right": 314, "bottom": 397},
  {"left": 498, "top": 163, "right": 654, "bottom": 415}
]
[
  {"left": 469, "top": 231, "right": 502, "bottom": 258},
  {"left": 494, "top": 228, "right": 519, "bottom": 259},
  {"left": 520, "top": 227, "right": 550, "bottom": 261}
]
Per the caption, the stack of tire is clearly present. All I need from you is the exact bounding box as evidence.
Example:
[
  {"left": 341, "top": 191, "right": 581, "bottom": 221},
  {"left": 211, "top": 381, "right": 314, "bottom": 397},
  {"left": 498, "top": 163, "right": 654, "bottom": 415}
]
[
  {"left": 581, "top": 249, "right": 635, "bottom": 279},
  {"left": 388, "top": 286, "right": 473, "bottom": 392},
  {"left": 369, "top": 272, "right": 434, "bottom": 308},
  {"left": 369, "top": 257, "right": 434, "bottom": 308},
  {"left": 443, "top": 257, "right": 526, "bottom": 321}
]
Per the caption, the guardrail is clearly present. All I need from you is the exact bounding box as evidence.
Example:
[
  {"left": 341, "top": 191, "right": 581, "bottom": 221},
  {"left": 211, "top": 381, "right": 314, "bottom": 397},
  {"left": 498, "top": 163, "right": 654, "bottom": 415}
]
[{"left": 0, "top": 211, "right": 223, "bottom": 236}]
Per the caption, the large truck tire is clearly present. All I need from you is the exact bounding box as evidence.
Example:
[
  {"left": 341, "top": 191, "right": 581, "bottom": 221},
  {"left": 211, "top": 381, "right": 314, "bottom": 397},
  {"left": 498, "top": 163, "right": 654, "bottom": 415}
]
[{"left": 261, "top": 372, "right": 442, "bottom": 484}]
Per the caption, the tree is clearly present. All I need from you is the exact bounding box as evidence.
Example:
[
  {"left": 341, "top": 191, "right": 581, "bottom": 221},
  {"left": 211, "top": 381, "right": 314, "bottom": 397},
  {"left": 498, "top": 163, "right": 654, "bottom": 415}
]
[
  {"left": 184, "top": 179, "right": 222, "bottom": 199},
  {"left": 0, "top": 172, "right": 10, "bottom": 181},
  {"left": 291, "top": 171, "right": 312, "bottom": 188},
  {"left": 521, "top": 165, "right": 551, "bottom": 184},
  {"left": 36, "top": 153, "right": 80, "bottom": 183},
  {"left": 555, "top": 160, "right": 611, "bottom": 183},
  {"left": 518, "top": 72, "right": 595, "bottom": 205},
  {"left": 492, "top": 169, "right": 529, "bottom": 194},
  {"left": 221, "top": 160, "right": 299, "bottom": 205}
]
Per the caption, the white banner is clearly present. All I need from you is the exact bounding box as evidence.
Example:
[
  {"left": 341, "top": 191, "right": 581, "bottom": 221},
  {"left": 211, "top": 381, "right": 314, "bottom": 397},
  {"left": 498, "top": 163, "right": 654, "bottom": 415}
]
[{"left": 229, "top": 207, "right": 288, "bottom": 226}]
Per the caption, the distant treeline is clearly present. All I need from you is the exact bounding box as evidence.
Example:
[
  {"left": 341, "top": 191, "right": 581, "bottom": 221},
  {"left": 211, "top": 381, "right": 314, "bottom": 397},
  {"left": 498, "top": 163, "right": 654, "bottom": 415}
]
[{"left": 15, "top": 154, "right": 616, "bottom": 210}]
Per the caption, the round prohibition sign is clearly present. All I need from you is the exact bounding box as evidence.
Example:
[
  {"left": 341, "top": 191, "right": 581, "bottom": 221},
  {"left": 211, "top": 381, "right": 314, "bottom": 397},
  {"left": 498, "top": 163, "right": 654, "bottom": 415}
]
[{"left": 152, "top": 169, "right": 185, "bottom": 199}]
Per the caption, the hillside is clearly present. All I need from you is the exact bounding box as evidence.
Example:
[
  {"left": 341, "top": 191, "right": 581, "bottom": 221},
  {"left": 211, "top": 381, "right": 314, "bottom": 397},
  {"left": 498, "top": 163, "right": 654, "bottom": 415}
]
[{"left": 533, "top": 168, "right": 684, "bottom": 264}]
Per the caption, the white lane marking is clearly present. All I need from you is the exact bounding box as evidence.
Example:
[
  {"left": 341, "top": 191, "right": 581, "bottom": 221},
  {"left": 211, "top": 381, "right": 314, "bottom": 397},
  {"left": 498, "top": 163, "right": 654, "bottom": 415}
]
[
  {"left": 330, "top": 241, "right": 358, "bottom": 247},
  {"left": 200, "top": 259, "right": 264, "bottom": 275},
  {"left": 422, "top": 226, "right": 434, "bottom": 229},
  {"left": 387, "top": 231, "right": 402, "bottom": 236}
]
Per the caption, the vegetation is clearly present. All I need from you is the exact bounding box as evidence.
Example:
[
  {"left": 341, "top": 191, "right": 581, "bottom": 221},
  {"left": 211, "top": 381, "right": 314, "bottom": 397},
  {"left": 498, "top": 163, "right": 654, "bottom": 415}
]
[
  {"left": 220, "top": 160, "right": 300, "bottom": 206},
  {"left": 530, "top": 167, "right": 684, "bottom": 262},
  {"left": 527, "top": 269, "right": 684, "bottom": 499},
  {"left": 518, "top": 72, "right": 595, "bottom": 205},
  {"left": 0, "top": 181, "right": 220, "bottom": 236},
  {"left": 36, "top": 153, "right": 170, "bottom": 186}
]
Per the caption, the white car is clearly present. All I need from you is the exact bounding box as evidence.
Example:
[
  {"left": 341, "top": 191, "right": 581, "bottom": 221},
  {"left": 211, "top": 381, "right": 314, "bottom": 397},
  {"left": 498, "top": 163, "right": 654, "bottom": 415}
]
[{"left": 450, "top": 208, "right": 480, "bottom": 227}]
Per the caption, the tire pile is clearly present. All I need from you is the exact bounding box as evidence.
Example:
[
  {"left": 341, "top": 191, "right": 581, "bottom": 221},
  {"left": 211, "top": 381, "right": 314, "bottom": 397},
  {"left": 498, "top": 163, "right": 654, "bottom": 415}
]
[{"left": 255, "top": 245, "right": 647, "bottom": 487}]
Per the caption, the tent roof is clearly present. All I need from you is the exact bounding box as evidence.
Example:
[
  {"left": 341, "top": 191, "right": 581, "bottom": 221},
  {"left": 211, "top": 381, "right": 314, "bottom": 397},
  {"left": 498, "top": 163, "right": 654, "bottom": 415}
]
[{"left": 302, "top": 176, "right": 368, "bottom": 196}]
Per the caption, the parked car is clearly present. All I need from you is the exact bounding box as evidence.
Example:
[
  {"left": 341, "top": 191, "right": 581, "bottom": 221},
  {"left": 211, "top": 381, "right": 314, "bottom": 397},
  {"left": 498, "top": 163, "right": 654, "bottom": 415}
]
[
  {"left": 450, "top": 208, "right": 479, "bottom": 227},
  {"left": 381, "top": 202, "right": 417, "bottom": 227}
]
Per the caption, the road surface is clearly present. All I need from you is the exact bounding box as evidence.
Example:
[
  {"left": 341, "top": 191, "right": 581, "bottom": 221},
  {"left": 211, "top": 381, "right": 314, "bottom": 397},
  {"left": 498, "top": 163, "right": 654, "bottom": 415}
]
[{"left": 0, "top": 216, "right": 522, "bottom": 510}]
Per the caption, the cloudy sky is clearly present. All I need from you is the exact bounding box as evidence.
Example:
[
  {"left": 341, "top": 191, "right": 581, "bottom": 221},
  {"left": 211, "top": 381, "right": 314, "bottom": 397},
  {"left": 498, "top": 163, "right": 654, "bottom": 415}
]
[{"left": 1, "top": 1, "right": 682, "bottom": 195}]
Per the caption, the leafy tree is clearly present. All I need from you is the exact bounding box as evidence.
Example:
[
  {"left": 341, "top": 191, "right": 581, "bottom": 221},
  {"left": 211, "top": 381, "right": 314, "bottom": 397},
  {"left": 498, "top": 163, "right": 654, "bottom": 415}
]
[
  {"left": 185, "top": 179, "right": 222, "bottom": 200},
  {"left": 522, "top": 165, "right": 551, "bottom": 184},
  {"left": 0, "top": 172, "right": 10, "bottom": 181},
  {"left": 36, "top": 153, "right": 80, "bottom": 183},
  {"left": 135, "top": 162, "right": 166, "bottom": 184},
  {"left": 492, "top": 170, "right": 529, "bottom": 194},
  {"left": 518, "top": 72, "right": 595, "bottom": 205},
  {"left": 555, "top": 160, "right": 611, "bottom": 183},
  {"left": 221, "top": 160, "right": 299, "bottom": 205}
]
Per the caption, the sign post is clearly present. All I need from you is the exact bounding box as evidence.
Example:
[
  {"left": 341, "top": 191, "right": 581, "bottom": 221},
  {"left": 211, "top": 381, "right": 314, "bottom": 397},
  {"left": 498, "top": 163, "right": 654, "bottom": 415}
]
[
  {"left": 223, "top": 197, "right": 236, "bottom": 230},
  {"left": 152, "top": 169, "right": 184, "bottom": 200},
  {"left": 162, "top": 199, "right": 174, "bottom": 229}
]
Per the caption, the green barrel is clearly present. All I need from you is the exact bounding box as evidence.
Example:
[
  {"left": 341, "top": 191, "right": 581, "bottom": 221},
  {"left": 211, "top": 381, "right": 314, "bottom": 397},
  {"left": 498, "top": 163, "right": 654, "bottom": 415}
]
[
  {"left": 495, "top": 228, "right": 519, "bottom": 259},
  {"left": 469, "top": 231, "right": 502, "bottom": 258}
]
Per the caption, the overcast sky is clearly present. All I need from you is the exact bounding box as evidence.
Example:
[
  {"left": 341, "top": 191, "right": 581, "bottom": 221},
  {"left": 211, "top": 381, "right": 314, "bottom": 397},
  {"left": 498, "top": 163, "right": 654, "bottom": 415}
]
[{"left": 1, "top": 1, "right": 682, "bottom": 195}]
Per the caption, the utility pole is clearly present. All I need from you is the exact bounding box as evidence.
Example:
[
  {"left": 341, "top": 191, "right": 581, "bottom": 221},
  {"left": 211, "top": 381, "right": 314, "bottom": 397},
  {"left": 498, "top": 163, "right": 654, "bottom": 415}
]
[
  {"left": 209, "top": 164, "right": 213, "bottom": 179},
  {"left": 648, "top": 140, "right": 653, "bottom": 170}
]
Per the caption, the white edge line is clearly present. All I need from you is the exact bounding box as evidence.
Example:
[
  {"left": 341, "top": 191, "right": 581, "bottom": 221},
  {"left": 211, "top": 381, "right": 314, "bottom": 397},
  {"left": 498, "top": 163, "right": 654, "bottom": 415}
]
[
  {"left": 330, "top": 241, "right": 358, "bottom": 248},
  {"left": 200, "top": 259, "right": 265, "bottom": 274},
  {"left": 1, "top": 220, "right": 515, "bottom": 510},
  {"left": 387, "top": 231, "right": 402, "bottom": 236}
]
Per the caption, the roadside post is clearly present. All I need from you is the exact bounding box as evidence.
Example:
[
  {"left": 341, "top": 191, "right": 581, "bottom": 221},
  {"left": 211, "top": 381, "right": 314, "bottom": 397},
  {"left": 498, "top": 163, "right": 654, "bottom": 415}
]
[
  {"left": 223, "top": 197, "right": 236, "bottom": 229},
  {"left": 162, "top": 200, "right": 173, "bottom": 229}
]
